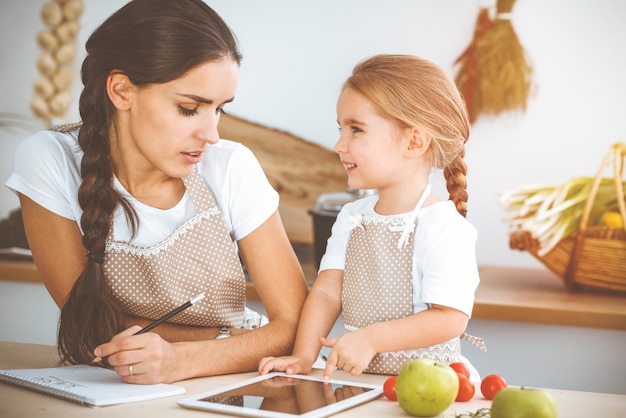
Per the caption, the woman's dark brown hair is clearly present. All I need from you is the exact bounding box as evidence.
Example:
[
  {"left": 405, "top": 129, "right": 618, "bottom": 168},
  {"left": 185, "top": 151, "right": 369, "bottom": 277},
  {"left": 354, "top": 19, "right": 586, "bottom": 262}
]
[
  {"left": 344, "top": 55, "right": 471, "bottom": 217},
  {"left": 58, "top": 0, "right": 242, "bottom": 365}
]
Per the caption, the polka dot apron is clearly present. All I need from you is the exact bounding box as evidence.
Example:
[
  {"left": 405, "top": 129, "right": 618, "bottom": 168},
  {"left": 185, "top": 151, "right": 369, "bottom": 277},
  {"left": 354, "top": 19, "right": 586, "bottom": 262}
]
[
  {"left": 103, "top": 166, "right": 249, "bottom": 328},
  {"left": 342, "top": 185, "right": 485, "bottom": 375}
]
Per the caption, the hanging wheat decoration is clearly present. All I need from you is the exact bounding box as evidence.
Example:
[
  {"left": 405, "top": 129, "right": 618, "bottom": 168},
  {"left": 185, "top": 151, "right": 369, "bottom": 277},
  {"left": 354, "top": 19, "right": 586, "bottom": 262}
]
[
  {"left": 31, "top": 0, "right": 84, "bottom": 127},
  {"left": 454, "top": 0, "right": 533, "bottom": 123},
  {"left": 454, "top": 8, "right": 492, "bottom": 124}
]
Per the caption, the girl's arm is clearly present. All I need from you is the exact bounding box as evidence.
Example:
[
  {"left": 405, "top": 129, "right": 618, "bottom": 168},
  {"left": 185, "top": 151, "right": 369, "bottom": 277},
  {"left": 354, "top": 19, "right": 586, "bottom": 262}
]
[
  {"left": 321, "top": 304, "right": 468, "bottom": 378},
  {"left": 258, "top": 268, "right": 343, "bottom": 375},
  {"left": 360, "top": 304, "right": 469, "bottom": 353}
]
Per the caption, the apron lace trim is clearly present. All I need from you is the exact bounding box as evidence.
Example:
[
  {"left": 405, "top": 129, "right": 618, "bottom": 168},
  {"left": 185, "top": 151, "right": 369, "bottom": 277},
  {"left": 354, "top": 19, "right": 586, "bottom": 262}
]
[{"left": 106, "top": 208, "right": 220, "bottom": 257}]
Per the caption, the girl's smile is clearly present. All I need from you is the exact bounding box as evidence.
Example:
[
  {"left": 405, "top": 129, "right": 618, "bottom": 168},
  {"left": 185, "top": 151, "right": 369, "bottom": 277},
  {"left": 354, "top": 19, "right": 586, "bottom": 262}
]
[{"left": 340, "top": 160, "right": 357, "bottom": 173}]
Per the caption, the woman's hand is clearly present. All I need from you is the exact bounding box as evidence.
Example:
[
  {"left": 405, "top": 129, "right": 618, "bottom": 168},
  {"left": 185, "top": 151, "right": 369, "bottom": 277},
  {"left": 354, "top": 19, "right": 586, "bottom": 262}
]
[
  {"left": 320, "top": 332, "right": 376, "bottom": 380},
  {"left": 94, "top": 326, "right": 183, "bottom": 384},
  {"left": 258, "top": 355, "right": 313, "bottom": 376}
]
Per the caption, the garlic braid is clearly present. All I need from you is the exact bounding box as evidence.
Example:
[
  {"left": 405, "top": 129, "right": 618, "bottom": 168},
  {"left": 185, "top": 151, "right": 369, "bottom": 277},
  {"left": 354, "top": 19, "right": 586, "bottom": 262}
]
[{"left": 31, "top": 0, "right": 84, "bottom": 126}]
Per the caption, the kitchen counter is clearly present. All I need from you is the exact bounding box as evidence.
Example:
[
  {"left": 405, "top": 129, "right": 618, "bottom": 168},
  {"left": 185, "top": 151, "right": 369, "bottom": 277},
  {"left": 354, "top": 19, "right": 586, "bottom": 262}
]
[{"left": 2, "top": 253, "right": 625, "bottom": 330}]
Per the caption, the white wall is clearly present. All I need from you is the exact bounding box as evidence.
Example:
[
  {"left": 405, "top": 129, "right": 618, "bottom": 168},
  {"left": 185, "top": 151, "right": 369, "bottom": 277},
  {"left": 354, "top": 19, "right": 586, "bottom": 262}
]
[
  {"left": 0, "top": 281, "right": 59, "bottom": 345},
  {"left": 1, "top": 0, "right": 625, "bottom": 269}
]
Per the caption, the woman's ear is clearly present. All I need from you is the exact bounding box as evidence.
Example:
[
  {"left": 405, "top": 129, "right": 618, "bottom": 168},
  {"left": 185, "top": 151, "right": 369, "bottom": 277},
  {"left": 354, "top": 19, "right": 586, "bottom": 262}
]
[
  {"left": 405, "top": 127, "right": 431, "bottom": 158},
  {"left": 106, "top": 71, "right": 133, "bottom": 110}
]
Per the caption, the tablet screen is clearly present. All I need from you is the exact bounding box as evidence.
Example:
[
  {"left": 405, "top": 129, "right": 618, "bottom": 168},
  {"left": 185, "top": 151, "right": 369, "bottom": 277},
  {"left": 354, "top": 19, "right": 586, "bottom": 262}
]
[{"left": 177, "top": 373, "right": 383, "bottom": 418}]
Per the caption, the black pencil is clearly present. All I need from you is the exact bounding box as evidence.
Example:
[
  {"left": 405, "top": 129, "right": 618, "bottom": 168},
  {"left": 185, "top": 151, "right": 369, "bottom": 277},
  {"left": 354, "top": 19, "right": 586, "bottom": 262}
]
[
  {"left": 92, "top": 293, "right": 205, "bottom": 363},
  {"left": 134, "top": 293, "right": 205, "bottom": 335}
]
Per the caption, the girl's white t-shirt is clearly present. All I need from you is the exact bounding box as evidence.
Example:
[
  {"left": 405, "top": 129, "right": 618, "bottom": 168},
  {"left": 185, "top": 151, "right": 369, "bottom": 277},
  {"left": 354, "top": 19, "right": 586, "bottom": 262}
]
[
  {"left": 5, "top": 130, "right": 279, "bottom": 247},
  {"left": 320, "top": 196, "right": 479, "bottom": 317}
]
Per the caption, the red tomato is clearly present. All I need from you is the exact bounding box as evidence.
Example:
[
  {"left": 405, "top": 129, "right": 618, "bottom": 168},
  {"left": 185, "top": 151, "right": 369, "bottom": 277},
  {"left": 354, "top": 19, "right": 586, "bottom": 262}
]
[
  {"left": 383, "top": 376, "right": 397, "bottom": 401},
  {"left": 455, "top": 373, "right": 475, "bottom": 402},
  {"left": 449, "top": 362, "right": 470, "bottom": 378},
  {"left": 480, "top": 374, "right": 508, "bottom": 400}
]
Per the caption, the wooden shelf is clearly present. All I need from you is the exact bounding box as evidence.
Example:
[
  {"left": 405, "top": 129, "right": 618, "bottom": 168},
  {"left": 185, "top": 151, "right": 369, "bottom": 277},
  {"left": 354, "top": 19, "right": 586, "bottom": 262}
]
[
  {"left": 2, "top": 254, "right": 625, "bottom": 331},
  {"left": 0, "top": 259, "right": 39, "bottom": 284},
  {"left": 474, "top": 266, "right": 626, "bottom": 330}
]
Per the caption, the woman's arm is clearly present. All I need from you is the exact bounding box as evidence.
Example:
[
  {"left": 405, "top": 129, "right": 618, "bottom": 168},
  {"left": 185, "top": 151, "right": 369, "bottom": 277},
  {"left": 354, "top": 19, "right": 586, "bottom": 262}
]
[
  {"left": 19, "top": 194, "right": 86, "bottom": 308},
  {"left": 258, "top": 268, "right": 344, "bottom": 375},
  {"left": 226, "top": 210, "right": 310, "bottom": 365},
  {"left": 95, "top": 210, "right": 309, "bottom": 383},
  {"left": 23, "top": 189, "right": 309, "bottom": 381}
]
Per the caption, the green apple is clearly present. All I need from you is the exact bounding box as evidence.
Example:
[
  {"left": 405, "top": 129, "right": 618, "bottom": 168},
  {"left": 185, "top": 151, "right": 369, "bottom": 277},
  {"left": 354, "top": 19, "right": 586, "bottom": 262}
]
[
  {"left": 491, "top": 387, "right": 558, "bottom": 418},
  {"left": 395, "top": 358, "right": 459, "bottom": 417}
]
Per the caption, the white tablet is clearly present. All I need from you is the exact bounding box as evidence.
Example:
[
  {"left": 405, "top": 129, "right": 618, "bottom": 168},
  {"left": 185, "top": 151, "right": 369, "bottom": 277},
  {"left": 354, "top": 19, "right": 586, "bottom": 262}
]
[{"left": 177, "top": 372, "right": 383, "bottom": 418}]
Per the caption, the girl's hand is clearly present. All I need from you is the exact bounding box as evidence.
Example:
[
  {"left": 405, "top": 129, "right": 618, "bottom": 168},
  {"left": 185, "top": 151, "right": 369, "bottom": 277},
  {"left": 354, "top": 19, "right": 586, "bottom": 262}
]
[
  {"left": 258, "top": 355, "right": 313, "bottom": 376},
  {"left": 320, "top": 333, "right": 376, "bottom": 380},
  {"left": 94, "top": 326, "right": 181, "bottom": 384}
]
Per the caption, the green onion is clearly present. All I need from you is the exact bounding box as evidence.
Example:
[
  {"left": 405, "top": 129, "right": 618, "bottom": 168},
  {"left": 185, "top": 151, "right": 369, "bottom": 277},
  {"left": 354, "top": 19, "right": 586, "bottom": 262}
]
[{"left": 500, "top": 178, "right": 625, "bottom": 256}]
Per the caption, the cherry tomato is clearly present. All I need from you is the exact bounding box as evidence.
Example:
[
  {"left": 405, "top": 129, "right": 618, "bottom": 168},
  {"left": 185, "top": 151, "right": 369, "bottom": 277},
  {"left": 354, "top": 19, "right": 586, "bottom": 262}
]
[
  {"left": 449, "top": 362, "right": 470, "bottom": 379},
  {"left": 383, "top": 376, "right": 398, "bottom": 401},
  {"left": 480, "top": 374, "right": 508, "bottom": 400},
  {"left": 455, "top": 373, "right": 475, "bottom": 402}
]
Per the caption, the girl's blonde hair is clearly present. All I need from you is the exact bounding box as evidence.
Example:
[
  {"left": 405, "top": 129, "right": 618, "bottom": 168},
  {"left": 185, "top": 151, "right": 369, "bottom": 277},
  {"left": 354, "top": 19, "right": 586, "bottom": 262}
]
[{"left": 344, "top": 54, "right": 471, "bottom": 217}]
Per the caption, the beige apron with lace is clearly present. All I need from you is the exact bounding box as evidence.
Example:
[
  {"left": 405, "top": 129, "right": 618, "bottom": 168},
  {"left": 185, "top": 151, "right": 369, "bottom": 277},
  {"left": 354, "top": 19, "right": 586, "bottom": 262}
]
[
  {"left": 103, "top": 166, "right": 250, "bottom": 328},
  {"left": 342, "top": 185, "right": 484, "bottom": 375}
]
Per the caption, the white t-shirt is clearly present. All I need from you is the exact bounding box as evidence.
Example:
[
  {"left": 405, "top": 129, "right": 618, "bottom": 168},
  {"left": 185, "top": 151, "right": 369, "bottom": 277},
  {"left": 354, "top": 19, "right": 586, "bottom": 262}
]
[
  {"left": 320, "top": 196, "right": 479, "bottom": 317},
  {"left": 5, "top": 130, "right": 279, "bottom": 247}
]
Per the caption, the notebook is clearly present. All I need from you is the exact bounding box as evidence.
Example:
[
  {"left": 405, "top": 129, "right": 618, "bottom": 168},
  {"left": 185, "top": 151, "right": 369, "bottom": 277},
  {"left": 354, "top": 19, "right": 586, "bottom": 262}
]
[{"left": 0, "top": 365, "right": 186, "bottom": 407}]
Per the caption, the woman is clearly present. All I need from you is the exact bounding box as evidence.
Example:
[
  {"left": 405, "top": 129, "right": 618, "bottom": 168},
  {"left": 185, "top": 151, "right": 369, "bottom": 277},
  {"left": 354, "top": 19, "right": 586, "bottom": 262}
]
[{"left": 6, "top": 0, "right": 308, "bottom": 384}]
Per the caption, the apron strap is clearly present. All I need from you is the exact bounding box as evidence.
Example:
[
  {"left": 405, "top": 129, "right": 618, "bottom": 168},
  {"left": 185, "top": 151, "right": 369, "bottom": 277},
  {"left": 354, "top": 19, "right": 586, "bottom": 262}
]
[{"left": 397, "top": 183, "right": 432, "bottom": 249}]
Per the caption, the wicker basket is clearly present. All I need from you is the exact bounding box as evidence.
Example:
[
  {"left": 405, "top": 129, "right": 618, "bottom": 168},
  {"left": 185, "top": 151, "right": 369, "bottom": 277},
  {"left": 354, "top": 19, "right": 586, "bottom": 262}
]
[{"left": 509, "top": 143, "right": 626, "bottom": 293}]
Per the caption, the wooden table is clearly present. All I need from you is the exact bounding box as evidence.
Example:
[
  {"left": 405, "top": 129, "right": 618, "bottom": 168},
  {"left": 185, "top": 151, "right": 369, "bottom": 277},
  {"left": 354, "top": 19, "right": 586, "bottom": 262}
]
[{"left": 1, "top": 341, "right": 625, "bottom": 417}]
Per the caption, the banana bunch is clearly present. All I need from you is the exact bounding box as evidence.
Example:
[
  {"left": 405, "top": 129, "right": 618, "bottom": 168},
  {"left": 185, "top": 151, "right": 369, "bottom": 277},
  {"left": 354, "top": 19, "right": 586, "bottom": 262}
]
[{"left": 500, "top": 177, "right": 626, "bottom": 256}]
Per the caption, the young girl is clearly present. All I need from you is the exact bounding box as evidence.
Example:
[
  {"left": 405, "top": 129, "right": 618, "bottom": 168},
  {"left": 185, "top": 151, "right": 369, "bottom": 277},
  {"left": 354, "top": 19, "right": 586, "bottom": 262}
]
[
  {"left": 259, "top": 54, "right": 485, "bottom": 381},
  {"left": 5, "top": 0, "right": 308, "bottom": 384}
]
